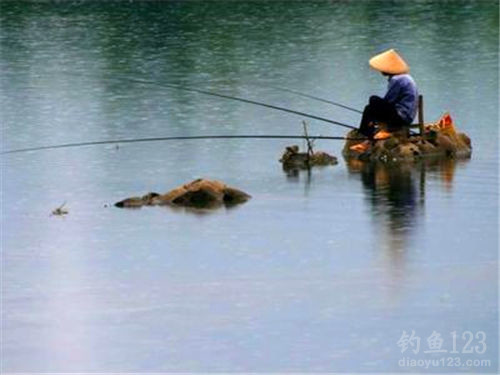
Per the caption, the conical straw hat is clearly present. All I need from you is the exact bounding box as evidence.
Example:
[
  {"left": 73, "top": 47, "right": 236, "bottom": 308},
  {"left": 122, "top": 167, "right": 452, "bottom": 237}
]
[{"left": 369, "top": 49, "right": 409, "bottom": 75}]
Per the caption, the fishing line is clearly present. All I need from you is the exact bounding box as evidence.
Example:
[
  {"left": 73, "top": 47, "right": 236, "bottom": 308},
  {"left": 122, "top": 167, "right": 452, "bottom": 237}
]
[
  {"left": 2, "top": 134, "right": 364, "bottom": 155},
  {"left": 106, "top": 76, "right": 357, "bottom": 130},
  {"left": 161, "top": 77, "right": 363, "bottom": 115},
  {"left": 269, "top": 86, "right": 363, "bottom": 114},
  {"left": 3, "top": 74, "right": 364, "bottom": 156}
]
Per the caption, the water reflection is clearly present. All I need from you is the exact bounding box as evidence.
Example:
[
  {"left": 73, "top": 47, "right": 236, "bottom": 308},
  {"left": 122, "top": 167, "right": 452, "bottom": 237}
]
[{"left": 347, "top": 158, "right": 468, "bottom": 254}]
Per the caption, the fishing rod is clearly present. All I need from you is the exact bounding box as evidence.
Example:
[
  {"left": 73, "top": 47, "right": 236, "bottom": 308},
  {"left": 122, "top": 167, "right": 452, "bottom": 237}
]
[
  {"left": 141, "top": 75, "right": 362, "bottom": 115},
  {"left": 109, "top": 76, "right": 357, "bottom": 130},
  {"left": 2, "top": 134, "right": 364, "bottom": 155},
  {"left": 270, "top": 86, "right": 363, "bottom": 114}
]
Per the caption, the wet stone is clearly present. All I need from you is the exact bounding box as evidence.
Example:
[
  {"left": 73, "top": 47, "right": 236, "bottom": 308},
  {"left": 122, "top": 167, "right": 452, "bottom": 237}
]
[
  {"left": 280, "top": 145, "right": 338, "bottom": 170},
  {"left": 342, "top": 120, "right": 472, "bottom": 163},
  {"left": 115, "top": 178, "right": 251, "bottom": 209}
]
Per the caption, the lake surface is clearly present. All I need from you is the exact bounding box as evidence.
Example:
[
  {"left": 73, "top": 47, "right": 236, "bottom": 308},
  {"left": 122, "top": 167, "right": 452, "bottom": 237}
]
[{"left": 1, "top": 1, "right": 498, "bottom": 372}]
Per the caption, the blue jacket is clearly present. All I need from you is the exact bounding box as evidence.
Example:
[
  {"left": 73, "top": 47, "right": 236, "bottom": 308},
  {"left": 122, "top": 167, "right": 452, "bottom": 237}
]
[{"left": 384, "top": 74, "right": 418, "bottom": 124}]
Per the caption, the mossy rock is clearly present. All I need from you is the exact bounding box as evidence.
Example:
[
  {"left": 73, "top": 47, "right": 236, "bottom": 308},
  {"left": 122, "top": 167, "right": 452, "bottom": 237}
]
[
  {"left": 280, "top": 145, "right": 337, "bottom": 170},
  {"left": 342, "top": 126, "right": 471, "bottom": 163},
  {"left": 115, "top": 179, "right": 251, "bottom": 209}
]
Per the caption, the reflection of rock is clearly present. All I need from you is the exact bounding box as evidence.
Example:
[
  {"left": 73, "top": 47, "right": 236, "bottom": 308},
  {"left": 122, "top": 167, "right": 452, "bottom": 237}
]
[
  {"left": 280, "top": 145, "right": 338, "bottom": 170},
  {"left": 343, "top": 117, "right": 472, "bottom": 163},
  {"left": 115, "top": 179, "right": 251, "bottom": 209},
  {"left": 356, "top": 162, "right": 420, "bottom": 261}
]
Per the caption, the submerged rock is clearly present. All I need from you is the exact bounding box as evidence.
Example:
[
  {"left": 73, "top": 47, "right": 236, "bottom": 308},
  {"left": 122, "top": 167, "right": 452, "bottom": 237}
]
[
  {"left": 51, "top": 202, "right": 69, "bottom": 216},
  {"left": 115, "top": 179, "right": 251, "bottom": 209},
  {"left": 343, "top": 114, "right": 472, "bottom": 163},
  {"left": 280, "top": 145, "right": 338, "bottom": 170},
  {"left": 114, "top": 192, "right": 160, "bottom": 208}
]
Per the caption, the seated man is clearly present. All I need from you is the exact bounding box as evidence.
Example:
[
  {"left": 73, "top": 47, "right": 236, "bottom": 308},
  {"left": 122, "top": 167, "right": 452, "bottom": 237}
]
[{"left": 351, "top": 49, "right": 418, "bottom": 152}]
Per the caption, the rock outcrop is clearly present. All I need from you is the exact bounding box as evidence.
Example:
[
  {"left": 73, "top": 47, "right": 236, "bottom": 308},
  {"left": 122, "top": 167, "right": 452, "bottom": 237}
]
[
  {"left": 280, "top": 145, "right": 338, "bottom": 170},
  {"left": 115, "top": 179, "right": 251, "bottom": 209},
  {"left": 343, "top": 114, "right": 472, "bottom": 163}
]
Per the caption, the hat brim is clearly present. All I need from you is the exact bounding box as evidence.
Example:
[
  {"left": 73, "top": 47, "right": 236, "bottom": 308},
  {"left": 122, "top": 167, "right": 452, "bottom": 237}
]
[{"left": 369, "top": 49, "right": 409, "bottom": 75}]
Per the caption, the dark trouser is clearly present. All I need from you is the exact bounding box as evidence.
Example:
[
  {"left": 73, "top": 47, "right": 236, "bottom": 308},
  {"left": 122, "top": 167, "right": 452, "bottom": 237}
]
[{"left": 359, "top": 96, "right": 408, "bottom": 139}]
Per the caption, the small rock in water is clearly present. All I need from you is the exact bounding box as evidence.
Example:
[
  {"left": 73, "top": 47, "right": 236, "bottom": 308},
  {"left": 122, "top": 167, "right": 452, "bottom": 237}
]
[
  {"left": 279, "top": 145, "right": 338, "bottom": 170},
  {"left": 51, "top": 202, "right": 68, "bottom": 216},
  {"left": 115, "top": 179, "right": 251, "bottom": 210}
]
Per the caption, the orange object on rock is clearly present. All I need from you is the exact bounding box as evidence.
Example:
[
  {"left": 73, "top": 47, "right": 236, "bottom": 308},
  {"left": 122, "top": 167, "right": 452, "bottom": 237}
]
[
  {"left": 350, "top": 141, "right": 371, "bottom": 153},
  {"left": 438, "top": 113, "right": 453, "bottom": 128},
  {"left": 437, "top": 112, "right": 456, "bottom": 135},
  {"left": 374, "top": 129, "right": 392, "bottom": 140}
]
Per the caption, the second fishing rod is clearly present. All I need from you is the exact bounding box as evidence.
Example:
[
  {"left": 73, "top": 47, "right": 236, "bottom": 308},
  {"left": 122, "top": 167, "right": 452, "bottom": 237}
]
[{"left": 102, "top": 75, "right": 358, "bottom": 131}]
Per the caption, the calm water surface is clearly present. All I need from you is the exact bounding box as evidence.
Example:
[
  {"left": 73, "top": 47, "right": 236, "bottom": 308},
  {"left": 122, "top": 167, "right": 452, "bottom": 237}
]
[{"left": 1, "top": 1, "right": 498, "bottom": 372}]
